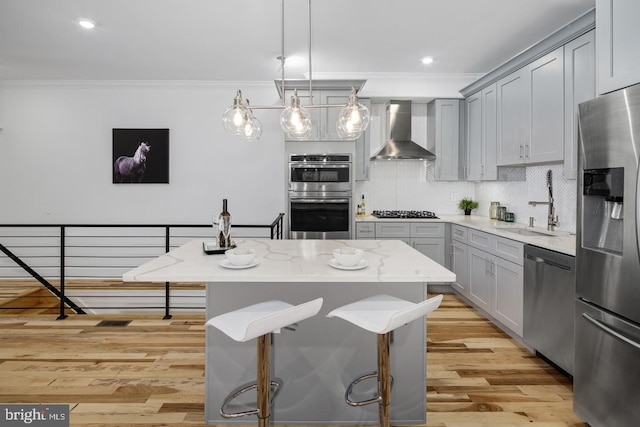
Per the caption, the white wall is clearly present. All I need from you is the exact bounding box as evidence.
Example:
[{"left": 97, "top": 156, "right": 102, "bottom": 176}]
[{"left": 0, "top": 81, "right": 286, "bottom": 225}]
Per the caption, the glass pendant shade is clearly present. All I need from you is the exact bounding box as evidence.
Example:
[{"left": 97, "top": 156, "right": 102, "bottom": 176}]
[
  {"left": 336, "top": 121, "right": 362, "bottom": 140},
  {"left": 242, "top": 114, "right": 263, "bottom": 141},
  {"left": 222, "top": 90, "right": 248, "bottom": 135},
  {"left": 338, "top": 89, "right": 370, "bottom": 135},
  {"left": 280, "top": 90, "right": 312, "bottom": 139}
]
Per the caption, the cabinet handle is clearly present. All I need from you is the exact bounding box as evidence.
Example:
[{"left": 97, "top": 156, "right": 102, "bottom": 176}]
[
  {"left": 485, "top": 259, "right": 491, "bottom": 274},
  {"left": 519, "top": 145, "right": 524, "bottom": 159},
  {"left": 491, "top": 260, "right": 496, "bottom": 275},
  {"left": 525, "top": 144, "right": 530, "bottom": 158}
]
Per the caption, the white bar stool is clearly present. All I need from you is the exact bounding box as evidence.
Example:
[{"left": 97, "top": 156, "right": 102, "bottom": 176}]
[
  {"left": 327, "top": 294, "right": 443, "bottom": 427},
  {"left": 206, "top": 298, "right": 323, "bottom": 427}
]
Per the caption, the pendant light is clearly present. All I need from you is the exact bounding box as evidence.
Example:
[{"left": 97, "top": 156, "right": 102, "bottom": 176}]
[
  {"left": 338, "top": 88, "right": 370, "bottom": 136},
  {"left": 280, "top": 89, "right": 312, "bottom": 139},
  {"left": 222, "top": 90, "right": 248, "bottom": 135},
  {"left": 221, "top": 0, "right": 370, "bottom": 141}
]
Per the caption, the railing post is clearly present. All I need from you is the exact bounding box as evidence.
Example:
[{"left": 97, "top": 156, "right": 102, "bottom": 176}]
[
  {"left": 164, "top": 226, "right": 172, "bottom": 320},
  {"left": 57, "top": 226, "right": 68, "bottom": 320}
]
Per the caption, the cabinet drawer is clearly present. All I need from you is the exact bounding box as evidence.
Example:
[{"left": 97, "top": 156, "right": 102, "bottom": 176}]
[
  {"left": 410, "top": 222, "right": 444, "bottom": 238},
  {"left": 356, "top": 222, "right": 375, "bottom": 239},
  {"left": 452, "top": 224, "right": 468, "bottom": 243},
  {"left": 468, "top": 229, "right": 492, "bottom": 251},
  {"left": 493, "top": 235, "right": 524, "bottom": 265},
  {"left": 375, "top": 222, "right": 411, "bottom": 239}
]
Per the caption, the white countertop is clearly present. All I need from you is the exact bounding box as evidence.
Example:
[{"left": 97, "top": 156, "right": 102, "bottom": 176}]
[
  {"left": 357, "top": 214, "right": 576, "bottom": 256},
  {"left": 123, "top": 238, "right": 457, "bottom": 283}
]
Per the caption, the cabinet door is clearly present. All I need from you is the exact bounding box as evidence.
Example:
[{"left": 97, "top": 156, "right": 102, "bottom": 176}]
[
  {"left": 468, "top": 247, "right": 493, "bottom": 313},
  {"left": 481, "top": 83, "right": 498, "bottom": 180},
  {"left": 451, "top": 241, "right": 470, "bottom": 297},
  {"left": 375, "top": 222, "right": 410, "bottom": 244},
  {"left": 466, "top": 92, "right": 483, "bottom": 181},
  {"left": 493, "top": 256, "right": 524, "bottom": 336},
  {"left": 597, "top": 0, "right": 640, "bottom": 94},
  {"left": 411, "top": 238, "right": 445, "bottom": 266},
  {"left": 355, "top": 222, "right": 375, "bottom": 239},
  {"left": 433, "top": 99, "right": 460, "bottom": 181},
  {"left": 497, "top": 69, "right": 527, "bottom": 165},
  {"left": 354, "top": 98, "right": 371, "bottom": 181},
  {"left": 525, "top": 47, "right": 565, "bottom": 163},
  {"left": 564, "top": 30, "right": 595, "bottom": 180},
  {"left": 323, "top": 91, "right": 350, "bottom": 140},
  {"left": 411, "top": 222, "right": 444, "bottom": 238}
]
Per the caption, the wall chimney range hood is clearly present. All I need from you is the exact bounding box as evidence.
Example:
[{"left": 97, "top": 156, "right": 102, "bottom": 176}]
[{"left": 371, "top": 100, "right": 436, "bottom": 161}]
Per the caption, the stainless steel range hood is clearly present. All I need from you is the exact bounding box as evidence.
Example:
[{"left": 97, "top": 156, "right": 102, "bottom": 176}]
[{"left": 371, "top": 100, "right": 436, "bottom": 160}]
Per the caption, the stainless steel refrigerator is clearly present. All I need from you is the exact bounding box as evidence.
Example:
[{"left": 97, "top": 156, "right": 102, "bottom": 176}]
[{"left": 576, "top": 82, "right": 640, "bottom": 427}]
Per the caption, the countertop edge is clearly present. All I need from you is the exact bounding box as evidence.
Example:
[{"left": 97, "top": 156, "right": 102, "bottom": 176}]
[{"left": 356, "top": 214, "right": 576, "bottom": 256}]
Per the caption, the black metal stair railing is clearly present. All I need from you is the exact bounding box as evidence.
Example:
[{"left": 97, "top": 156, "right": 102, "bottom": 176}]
[{"left": 0, "top": 213, "right": 284, "bottom": 319}]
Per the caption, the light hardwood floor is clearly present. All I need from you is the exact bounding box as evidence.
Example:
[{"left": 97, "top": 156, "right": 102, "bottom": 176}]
[{"left": 0, "top": 293, "right": 587, "bottom": 426}]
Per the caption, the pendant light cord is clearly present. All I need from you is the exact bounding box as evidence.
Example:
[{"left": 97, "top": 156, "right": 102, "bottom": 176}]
[
  {"left": 281, "top": 0, "right": 285, "bottom": 106},
  {"left": 308, "top": 0, "right": 313, "bottom": 104}
]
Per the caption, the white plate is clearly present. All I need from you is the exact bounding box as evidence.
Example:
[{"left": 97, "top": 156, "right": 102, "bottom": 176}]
[
  {"left": 219, "top": 259, "right": 260, "bottom": 269},
  {"left": 328, "top": 259, "right": 368, "bottom": 270}
]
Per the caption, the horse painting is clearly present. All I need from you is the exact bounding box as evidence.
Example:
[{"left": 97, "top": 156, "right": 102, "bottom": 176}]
[{"left": 114, "top": 142, "right": 150, "bottom": 183}]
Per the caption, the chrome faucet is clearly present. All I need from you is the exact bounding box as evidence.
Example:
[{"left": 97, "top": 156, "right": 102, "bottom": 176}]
[{"left": 528, "top": 170, "right": 559, "bottom": 231}]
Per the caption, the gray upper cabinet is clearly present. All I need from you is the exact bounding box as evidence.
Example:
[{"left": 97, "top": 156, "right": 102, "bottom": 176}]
[
  {"left": 564, "top": 30, "right": 595, "bottom": 180},
  {"left": 497, "top": 47, "right": 564, "bottom": 166},
  {"left": 597, "top": 0, "right": 640, "bottom": 94},
  {"left": 466, "top": 84, "right": 498, "bottom": 181},
  {"left": 497, "top": 69, "right": 527, "bottom": 165},
  {"left": 283, "top": 89, "right": 367, "bottom": 142},
  {"left": 428, "top": 99, "right": 461, "bottom": 181},
  {"left": 525, "top": 46, "right": 565, "bottom": 164},
  {"left": 354, "top": 98, "right": 371, "bottom": 181}
]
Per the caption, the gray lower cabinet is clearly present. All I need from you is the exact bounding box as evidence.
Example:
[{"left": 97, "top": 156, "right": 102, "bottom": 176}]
[
  {"left": 454, "top": 226, "right": 524, "bottom": 337},
  {"left": 451, "top": 240, "right": 470, "bottom": 296},
  {"left": 356, "top": 222, "right": 445, "bottom": 266}
]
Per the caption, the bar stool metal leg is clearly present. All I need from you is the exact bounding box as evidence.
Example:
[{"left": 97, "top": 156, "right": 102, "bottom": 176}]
[
  {"left": 378, "top": 332, "right": 391, "bottom": 427},
  {"left": 257, "top": 334, "right": 270, "bottom": 427}
]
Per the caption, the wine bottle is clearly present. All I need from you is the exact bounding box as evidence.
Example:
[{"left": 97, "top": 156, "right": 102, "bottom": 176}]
[
  {"left": 360, "top": 194, "right": 366, "bottom": 216},
  {"left": 217, "top": 199, "right": 231, "bottom": 248}
]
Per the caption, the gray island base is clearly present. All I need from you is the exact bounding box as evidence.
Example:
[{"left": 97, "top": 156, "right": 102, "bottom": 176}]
[{"left": 123, "top": 238, "right": 456, "bottom": 425}]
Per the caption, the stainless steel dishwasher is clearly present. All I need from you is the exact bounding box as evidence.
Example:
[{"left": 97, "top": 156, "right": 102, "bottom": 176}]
[{"left": 523, "top": 244, "right": 576, "bottom": 376}]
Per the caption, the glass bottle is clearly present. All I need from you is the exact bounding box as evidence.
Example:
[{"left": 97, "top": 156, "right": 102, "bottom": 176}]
[
  {"left": 489, "top": 202, "right": 500, "bottom": 220},
  {"left": 217, "top": 199, "right": 231, "bottom": 248},
  {"left": 360, "top": 194, "right": 366, "bottom": 217}
]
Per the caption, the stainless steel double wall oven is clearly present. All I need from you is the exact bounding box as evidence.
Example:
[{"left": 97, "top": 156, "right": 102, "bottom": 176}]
[{"left": 287, "top": 154, "right": 352, "bottom": 239}]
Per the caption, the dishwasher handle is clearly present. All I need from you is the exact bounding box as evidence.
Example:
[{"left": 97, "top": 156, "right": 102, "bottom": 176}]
[{"left": 525, "top": 253, "right": 573, "bottom": 272}]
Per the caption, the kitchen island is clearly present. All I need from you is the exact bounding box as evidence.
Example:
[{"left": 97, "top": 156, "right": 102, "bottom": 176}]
[{"left": 123, "top": 238, "right": 455, "bottom": 425}]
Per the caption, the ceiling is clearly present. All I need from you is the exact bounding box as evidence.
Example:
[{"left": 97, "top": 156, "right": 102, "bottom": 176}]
[{"left": 0, "top": 0, "right": 595, "bottom": 88}]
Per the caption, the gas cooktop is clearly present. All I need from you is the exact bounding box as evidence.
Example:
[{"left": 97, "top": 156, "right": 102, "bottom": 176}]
[{"left": 371, "top": 210, "right": 439, "bottom": 219}]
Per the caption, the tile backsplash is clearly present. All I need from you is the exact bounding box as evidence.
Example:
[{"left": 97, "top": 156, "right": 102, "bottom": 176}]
[{"left": 355, "top": 162, "right": 577, "bottom": 233}]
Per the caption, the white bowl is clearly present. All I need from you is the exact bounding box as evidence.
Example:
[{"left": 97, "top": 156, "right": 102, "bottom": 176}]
[
  {"left": 225, "top": 248, "right": 256, "bottom": 266},
  {"left": 332, "top": 248, "right": 364, "bottom": 267}
]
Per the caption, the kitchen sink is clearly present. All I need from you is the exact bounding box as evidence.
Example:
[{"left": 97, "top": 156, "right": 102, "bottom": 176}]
[{"left": 494, "top": 227, "right": 561, "bottom": 237}]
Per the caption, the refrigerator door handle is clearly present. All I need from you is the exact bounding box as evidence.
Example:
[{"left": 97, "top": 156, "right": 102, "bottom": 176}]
[{"left": 583, "top": 313, "right": 640, "bottom": 351}]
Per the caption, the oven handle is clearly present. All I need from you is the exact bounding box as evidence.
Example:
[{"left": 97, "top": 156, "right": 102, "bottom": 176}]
[
  {"left": 290, "top": 198, "right": 350, "bottom": 203},
  {"left": 290, "top": 163, "right": 350, "bottom": 169}
]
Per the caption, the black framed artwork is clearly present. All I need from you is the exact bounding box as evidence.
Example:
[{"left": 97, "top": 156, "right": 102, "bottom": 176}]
[{"left": 112, "top": 128, "right": 170, "bottom": 184}]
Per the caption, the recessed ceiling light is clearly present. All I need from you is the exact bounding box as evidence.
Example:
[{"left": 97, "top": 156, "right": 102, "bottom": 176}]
[
  {"left": 77, "top": 18, "right": 96, "bottom": 29},
  {"left": 421, "top": 56, "right": 434, "bottom": 65}
]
